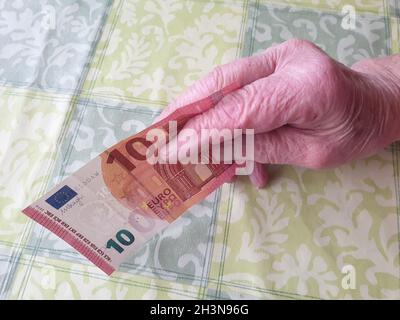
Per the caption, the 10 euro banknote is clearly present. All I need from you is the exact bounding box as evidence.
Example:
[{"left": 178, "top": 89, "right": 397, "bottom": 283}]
[{"left": 22, "top": 83, "right": 240, "bottom": 275}]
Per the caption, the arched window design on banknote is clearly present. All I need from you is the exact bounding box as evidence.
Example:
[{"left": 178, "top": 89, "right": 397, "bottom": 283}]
[
  {"left": 153, "top": 161, "right": 227, "bottom": 201},
  {"left": 101, "top": 148, "right": 229, "bottom": 225}
]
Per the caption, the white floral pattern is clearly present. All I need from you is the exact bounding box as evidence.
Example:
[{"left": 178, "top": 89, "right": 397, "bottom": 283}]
[
  {"left": 0, "top": 0, "right": 110, "bottom": 90},
  {"left": 267, "top": 244, "right": 338, "bottom": 298}
]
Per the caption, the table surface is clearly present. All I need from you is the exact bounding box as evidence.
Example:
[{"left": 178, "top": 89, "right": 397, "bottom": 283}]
[{"left": 0, "top": 0, "right": 399, "bottom": 299}]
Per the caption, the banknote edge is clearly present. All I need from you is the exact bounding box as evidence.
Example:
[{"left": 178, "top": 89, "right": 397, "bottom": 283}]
[{"left": 21, "top": 206, "right": 115, "bottom": 276}]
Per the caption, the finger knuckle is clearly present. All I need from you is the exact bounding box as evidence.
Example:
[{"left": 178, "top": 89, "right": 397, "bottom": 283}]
[
  {"left": 318, "top": 55, "right": 338, "bottom": 73},
  {"left": 210, "top": 65, "right": 224, "bottom": 88},
  {"left": 306, "top": 55, "right": 343, "bottom": 93}
]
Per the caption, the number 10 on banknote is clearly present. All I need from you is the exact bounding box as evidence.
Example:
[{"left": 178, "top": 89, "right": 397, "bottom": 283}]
[{"left": 22, "top": 83, "right": 241, "bottom": 275}]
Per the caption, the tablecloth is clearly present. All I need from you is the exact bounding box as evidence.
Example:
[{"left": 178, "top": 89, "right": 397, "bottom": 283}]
[{"left": 0, "top": 0, "right": 399, "bottom": 300}]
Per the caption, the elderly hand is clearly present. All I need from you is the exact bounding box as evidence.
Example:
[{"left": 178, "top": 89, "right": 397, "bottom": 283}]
[{"left": 156, "top": 39, "right": 400, "bottom": 187}]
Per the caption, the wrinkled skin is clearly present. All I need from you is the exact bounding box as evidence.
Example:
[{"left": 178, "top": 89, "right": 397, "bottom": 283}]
[{"left": 156, "top": 39, "right": 400, "bottom": 187}]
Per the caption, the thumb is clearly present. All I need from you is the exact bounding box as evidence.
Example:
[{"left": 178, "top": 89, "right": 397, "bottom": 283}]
[
  {"left": 249, "top": 162, "right": 268, "bottom": 188},
  {"left": 253, "top": 126, "right": 306, "bottom": 166}
]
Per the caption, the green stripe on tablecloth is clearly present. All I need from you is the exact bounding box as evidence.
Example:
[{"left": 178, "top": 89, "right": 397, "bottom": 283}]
[{"left": 9, "top": 0, "right": 114, "bottom": 300}]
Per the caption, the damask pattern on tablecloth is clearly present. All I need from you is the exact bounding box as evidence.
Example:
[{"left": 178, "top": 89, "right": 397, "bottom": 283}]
[
  {"left": 81, "top": 0, "right": 246, "bottom": 105},
  {"left": 243, "top": 3, "right": 389, "bottom": 65},
  {"left": 0, "top": 0, "right": 111, "bottom": 92},
  {"left": 0, "top": 87, "right": 72, "bottom": 298}
]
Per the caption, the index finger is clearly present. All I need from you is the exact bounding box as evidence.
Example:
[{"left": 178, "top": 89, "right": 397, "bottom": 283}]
[{"left": 155, "top": 46, "right": 280, "bottom": 122}]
